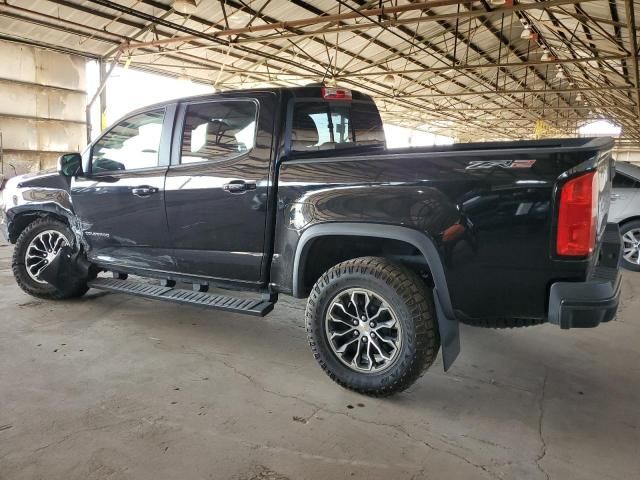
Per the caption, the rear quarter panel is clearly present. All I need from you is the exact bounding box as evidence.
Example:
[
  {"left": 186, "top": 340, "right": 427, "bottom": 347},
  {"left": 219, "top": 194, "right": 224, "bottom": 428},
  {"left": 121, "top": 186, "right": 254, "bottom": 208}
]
[{"left": 271, "top": 142, "right": 611, "bottom": 321}]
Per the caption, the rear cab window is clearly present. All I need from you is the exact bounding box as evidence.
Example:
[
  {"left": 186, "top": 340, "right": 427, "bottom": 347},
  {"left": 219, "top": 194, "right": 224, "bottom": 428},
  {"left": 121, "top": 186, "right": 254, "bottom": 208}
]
[{"left": 289, "top": 88, "right": 385, "bottom": 155}]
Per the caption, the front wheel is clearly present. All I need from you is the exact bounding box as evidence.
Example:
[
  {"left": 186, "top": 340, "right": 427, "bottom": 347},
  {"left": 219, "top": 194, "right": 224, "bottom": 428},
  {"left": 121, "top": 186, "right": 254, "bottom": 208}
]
[
  {"left": 305, "top": 257, "right": 440, "bottom": 397},
  {"left": 11, "top": 217, "right": 89, "bottom": 300},
  {"left": 620, "top": 220, "right": 640, "bottom": 272}
]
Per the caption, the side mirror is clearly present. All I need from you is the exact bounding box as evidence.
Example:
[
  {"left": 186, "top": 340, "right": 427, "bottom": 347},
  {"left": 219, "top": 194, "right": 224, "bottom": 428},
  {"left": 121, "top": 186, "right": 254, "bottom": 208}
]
[{"left": 57, "top": 153, "right": 82, "bottom": 177}]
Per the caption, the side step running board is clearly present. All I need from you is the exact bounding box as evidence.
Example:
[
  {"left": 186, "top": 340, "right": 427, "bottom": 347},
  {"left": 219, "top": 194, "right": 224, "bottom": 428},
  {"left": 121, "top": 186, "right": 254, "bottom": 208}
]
[{"left": 88, "top": 277, "right": 274, "bottom": 317}]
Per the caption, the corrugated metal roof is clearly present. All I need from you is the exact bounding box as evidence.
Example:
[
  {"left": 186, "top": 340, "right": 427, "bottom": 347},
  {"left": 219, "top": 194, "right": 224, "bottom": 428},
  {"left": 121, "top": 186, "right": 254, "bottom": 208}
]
[{"left": 0, "top": 0, "right": 638, "bottom": 143}]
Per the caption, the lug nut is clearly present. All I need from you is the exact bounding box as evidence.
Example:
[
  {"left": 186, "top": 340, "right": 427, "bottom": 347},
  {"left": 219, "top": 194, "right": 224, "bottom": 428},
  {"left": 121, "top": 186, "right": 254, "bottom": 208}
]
[
  {"left": 362, "top": 337, "right": 368, "bottom": 342},
  {"left": 369, "top": 321, "right": 376, "bottom": 328},
  {"left": 361, "top": 316, "right": 366, "bottom": 320},
  {"left": 370, "top": 332, "right": 376, "bottom": 338},
  {"left": 353, "top": 330, "right": 359, "bottom": 337},
  {"left": 353, "top": 320, "right": 358, "bottom": 326}
]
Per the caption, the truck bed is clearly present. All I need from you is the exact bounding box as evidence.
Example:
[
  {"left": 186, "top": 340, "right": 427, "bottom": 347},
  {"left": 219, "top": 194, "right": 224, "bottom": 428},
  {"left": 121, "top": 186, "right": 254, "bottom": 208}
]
[{"left": 273, "top": 136, "right": 615, "bottom": 324}]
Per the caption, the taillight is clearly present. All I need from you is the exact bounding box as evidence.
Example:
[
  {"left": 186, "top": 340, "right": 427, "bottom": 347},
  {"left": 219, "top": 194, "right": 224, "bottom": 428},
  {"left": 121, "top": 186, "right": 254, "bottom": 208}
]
[
  {"left": 321, "top": 87, "right": 352, "bottom": 101},
  {"left": 556, "top": 171, "right": 598, "bottom": 257}
]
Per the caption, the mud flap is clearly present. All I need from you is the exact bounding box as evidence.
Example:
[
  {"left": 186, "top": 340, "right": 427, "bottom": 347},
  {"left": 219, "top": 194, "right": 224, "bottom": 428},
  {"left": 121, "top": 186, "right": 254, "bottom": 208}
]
[
  {"left": 39, "top": 246, "right": 92, "bottom": 296},
  {"left": 434, "top": 289, "right": 460, "bottom": 371}
]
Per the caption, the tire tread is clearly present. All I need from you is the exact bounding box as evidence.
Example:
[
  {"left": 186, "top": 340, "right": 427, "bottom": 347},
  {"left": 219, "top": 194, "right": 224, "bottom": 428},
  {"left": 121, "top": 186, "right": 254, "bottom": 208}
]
[
  {"left": 305, "top": 256, "right": 439, "bottom": 397},
  {"left": 11, "top": 217, "right": 88, "bottom": 300}
]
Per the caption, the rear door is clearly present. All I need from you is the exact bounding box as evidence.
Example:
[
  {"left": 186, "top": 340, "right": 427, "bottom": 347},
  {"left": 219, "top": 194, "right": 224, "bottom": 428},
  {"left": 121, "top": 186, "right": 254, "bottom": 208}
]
[
  {"left": 164, "top": 93, "right": 276, "bottom": 285},
  {"left": 71, "top": 106, "right": 175, "bottom": 271}
]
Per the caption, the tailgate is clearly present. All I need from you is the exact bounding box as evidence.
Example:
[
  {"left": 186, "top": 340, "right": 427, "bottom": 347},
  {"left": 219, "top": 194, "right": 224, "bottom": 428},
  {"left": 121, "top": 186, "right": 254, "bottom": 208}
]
[{"left": 595, "top": 148, "right": 615, "bottom": 241}]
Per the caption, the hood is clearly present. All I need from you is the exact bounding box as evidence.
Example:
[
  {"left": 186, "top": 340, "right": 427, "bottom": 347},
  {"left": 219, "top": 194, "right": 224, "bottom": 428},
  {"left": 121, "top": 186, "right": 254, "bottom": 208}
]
[
  {"left": 1, "top": 170, "right": 71, "bottom": 212},
  {"left": 2, "top": 169, "right": 56, "bottom": 188},
  {"left": 8, "top": 169, "right": 69, "bottom": 191}
]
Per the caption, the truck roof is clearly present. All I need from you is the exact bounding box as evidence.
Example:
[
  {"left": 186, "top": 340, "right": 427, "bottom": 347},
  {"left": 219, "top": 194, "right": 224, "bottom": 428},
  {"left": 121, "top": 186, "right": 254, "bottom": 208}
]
[{"left": 128, "top": 85, "right": 375, "bottom": 113}]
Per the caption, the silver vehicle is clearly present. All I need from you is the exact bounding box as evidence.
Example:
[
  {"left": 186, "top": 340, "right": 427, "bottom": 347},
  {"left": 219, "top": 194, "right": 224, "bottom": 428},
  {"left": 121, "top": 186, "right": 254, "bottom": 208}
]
[{"left": 609, "top": 161, "right": 640, "bottom": 271}]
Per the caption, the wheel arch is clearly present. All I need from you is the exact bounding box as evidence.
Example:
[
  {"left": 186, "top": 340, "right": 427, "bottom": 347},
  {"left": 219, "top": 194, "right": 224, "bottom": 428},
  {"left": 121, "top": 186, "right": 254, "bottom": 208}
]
[
  {"left": 7, "top": 206, "right": 74, "bottom": 244},
  {"left": 293, "top": 222, "right": 460, "bottom": 370},
  {"left": 618, "top": 216, "right": 640, "bottom": 229}
]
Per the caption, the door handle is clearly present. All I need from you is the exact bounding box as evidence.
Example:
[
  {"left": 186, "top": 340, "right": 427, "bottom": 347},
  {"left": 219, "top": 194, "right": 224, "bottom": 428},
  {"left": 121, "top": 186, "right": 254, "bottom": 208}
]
[
  {"left": 131, "top": 186, "right": 159, "bottom": 197},
  {"left": 223, "top": 180, "right": 257, "bottom": 193}
]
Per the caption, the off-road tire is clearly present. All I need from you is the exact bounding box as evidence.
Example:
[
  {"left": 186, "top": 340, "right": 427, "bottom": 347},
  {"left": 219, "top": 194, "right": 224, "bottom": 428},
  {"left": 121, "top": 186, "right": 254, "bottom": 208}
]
[
  {"left": 11, "top": 217, "right": 89, "bottom": 300},
  {"left": 305, "top": 256, "right": 440, "bottom": 397}
]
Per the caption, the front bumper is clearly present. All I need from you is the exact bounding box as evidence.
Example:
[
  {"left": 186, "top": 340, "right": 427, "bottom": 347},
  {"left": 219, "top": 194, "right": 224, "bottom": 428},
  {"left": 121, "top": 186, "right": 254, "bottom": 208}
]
[{"left": 548, "top": 223, "right": 622, "bottom": 329}]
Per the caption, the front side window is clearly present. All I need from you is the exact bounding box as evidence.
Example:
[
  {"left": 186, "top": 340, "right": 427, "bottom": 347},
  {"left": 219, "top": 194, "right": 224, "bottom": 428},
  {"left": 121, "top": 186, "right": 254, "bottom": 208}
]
[
  {"left": 91, "top": 109, "right": 164, "bottom": 173},
  {"left": 291, "top": 101, "right": 385, "bottom": 152},
  {"left": 181, "top": 101, "right": 257, "bottom": 164}
]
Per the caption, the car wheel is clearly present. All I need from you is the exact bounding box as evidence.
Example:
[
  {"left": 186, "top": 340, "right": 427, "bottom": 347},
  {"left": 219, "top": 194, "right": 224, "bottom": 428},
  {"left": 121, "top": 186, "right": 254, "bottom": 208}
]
[
  {"left": 305, "top": 256, "right": 440, "bottom": 397},
  {"left": 11, "top": 217, "right": 89, "bottom": 299},
  {"left": 620, "top": 220, "right": 640, "bottom": 272}
]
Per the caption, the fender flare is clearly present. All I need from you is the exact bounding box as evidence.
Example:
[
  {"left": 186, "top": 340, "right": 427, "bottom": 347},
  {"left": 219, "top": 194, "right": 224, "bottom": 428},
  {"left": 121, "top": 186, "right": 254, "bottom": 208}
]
[
  {"left": 6, "top": 204, "right": 75, "bottom": 243},
  {"left": 293, "top": 222, "right": 460, "bottom": 370}
]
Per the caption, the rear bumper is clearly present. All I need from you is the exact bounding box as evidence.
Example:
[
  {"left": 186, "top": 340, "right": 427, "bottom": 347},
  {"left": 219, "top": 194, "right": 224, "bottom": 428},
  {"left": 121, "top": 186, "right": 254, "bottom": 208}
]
[{"left": 548, "top": 223, "right": 622, "bottom": 329}]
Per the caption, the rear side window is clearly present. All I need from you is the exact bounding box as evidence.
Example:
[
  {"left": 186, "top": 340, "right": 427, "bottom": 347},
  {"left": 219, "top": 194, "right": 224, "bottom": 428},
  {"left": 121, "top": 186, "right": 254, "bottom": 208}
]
[
  {"left": 612, "top": 173, "right": 638, "bottom": 188},
  {"left": 181, "top": 101, "right": 257, "bottom": 164},
  {"left": 291, "top": 101, "right": 384, "bottom": 152}
]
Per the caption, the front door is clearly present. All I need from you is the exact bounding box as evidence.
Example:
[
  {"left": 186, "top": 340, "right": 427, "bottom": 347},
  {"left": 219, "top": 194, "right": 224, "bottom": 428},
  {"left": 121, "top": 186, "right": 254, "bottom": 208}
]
[
  {"left": 164, "top": 94, "right": 276, "bottom": 285},
  {"left": 72, "top": 106, "right": 175, "bottom": 272}
]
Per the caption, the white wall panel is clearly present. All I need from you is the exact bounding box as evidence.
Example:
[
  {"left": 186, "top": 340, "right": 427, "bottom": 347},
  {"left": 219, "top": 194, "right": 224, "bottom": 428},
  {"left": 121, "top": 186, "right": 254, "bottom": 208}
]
[{"left": 0, "top": 40, "right": 86, "bottom": 176}]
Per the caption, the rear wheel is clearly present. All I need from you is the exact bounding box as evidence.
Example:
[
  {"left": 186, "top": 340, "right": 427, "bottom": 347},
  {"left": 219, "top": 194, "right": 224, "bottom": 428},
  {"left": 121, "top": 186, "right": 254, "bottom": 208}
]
[
  {"left": 11, "top": 217, "right": 89, "bottom": 299},
  {"left": 305, "top": 257, "right": 439, "bottom": 397},
  {"left": 620, "top": 220, "right": 640, "bottom": 272}
]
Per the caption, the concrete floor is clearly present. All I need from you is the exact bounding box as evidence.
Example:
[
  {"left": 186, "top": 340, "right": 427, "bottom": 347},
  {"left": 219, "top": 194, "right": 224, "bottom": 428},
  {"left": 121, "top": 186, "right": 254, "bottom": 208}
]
[{"left": 0, "top": 240, "right": 639, "bottom": 480}]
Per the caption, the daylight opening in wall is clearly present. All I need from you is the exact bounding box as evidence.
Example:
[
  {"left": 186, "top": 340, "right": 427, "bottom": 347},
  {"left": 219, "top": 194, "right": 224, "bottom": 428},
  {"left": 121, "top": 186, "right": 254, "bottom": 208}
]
[
  {"left": 384, "top": 124, "right": 455, "bottom": 148},
  {"left": 86, "top": 61, "right": 214, "bottom": 140},
  {"left": 578, "top": 120, "right": 622, "bottom": 138}
]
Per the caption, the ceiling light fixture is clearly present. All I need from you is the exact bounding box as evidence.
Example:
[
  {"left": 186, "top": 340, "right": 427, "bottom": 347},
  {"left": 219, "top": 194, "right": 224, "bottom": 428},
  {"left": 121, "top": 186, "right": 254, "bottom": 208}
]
[
  {"left": 172, "top": 0, "right": 197, "bottom": 15},
  {"left": 520, "top": 27, "right": 531, "bottom": 39},
  {"left": 383, "top": 74, "right": 396, "bottom": 85},
  {"left": 227, "top": 9, "right": 253, "bottom": 27}
]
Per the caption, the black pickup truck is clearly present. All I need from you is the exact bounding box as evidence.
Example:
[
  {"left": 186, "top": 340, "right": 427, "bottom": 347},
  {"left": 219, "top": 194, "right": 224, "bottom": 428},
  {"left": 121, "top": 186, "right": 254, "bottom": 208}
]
[{"left": 0, "top": 86, "right": 622, "bottom": 396}]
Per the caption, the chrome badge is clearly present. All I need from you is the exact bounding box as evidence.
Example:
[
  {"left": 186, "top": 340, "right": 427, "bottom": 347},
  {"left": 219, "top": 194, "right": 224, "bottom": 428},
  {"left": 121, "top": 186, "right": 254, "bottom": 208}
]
[{"left": 466, "top": 159, "right": 537, "bottom": 170}]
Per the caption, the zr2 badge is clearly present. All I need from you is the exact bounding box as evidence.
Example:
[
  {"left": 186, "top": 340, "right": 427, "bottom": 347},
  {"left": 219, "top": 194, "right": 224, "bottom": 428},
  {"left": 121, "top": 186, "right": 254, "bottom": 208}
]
[{"left": 466, "top": 159, "right": 537, "bottom": 170}]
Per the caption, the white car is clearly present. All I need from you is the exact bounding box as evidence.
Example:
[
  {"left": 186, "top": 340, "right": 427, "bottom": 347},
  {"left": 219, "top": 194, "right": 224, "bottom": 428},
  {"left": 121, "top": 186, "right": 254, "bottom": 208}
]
[{"left": 609, "top": 161, "right": 640, "bottom": 271}]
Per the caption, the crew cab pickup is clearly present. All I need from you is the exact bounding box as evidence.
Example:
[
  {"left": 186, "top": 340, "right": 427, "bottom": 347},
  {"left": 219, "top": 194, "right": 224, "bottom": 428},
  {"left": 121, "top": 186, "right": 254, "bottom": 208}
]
[{"left": 0, "top": 86, "right": 622, "bottom": 396}]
